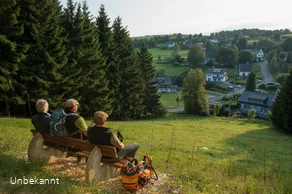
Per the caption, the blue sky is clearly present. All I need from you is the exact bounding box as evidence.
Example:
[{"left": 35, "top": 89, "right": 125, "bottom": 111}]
[{"left": 60, "top": 0, "right": 292, "bottom": 37}]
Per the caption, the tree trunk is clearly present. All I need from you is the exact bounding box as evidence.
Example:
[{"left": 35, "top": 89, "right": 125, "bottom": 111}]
[
  {"left": 4, "top": 96, "right": 10, "bottom": 117},
  {"left": 27, "top": 93, "right": 33, "bottom": 117}
]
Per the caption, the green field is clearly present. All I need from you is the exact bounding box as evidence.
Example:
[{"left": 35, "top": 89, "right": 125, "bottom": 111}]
[
  {"left": 1, "top": 116, "right": 292, "bottom": 193},
  {"left": 149, "top": 47, "right": 190, "bottom": 77},
  {"left": 160, "top": 92, "right": 183, "bottom": 109},
  {"left": 149, "top": 47, "right": 189, "bottom": 60}
]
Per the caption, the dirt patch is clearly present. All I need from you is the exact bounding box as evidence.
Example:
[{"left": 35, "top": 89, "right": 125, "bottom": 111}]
[{"left": 42, "top": 156, "right": 182, "bottom": 193}]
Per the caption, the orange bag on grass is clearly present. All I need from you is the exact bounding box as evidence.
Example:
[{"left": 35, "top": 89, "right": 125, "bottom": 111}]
[{"left": 122, "top": 155, "right": 158, "bottom": 191}]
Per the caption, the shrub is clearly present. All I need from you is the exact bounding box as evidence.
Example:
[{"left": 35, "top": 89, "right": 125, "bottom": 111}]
[
  {"left": 222, "top": 96, "right": 229, "bottom": 101},
  {"left": 276, "top": 74, "right": 287, "bottom": 85},
  {"left": 209, "top": 109, "right": 214, "bottom": 116},
  {"left": 266, "top": 85, "right": 278, "bottom": 90},
  {"left": 223, "top": 107, "right": 231, "bottom": 117},
  {"left": 200, "top": 110, "right": 209, "bottom": 116},
  {"left": 152, "top": 106, "right": 167, "bottom": 117},
  {"left": 213, "top": 104, "right": 221, "bottom": 116},
  {"left": 248, "top": 109, "right": 256, "bottom": 121},
  {"left": 230, "top": 103, "right": 240, "bottom": 110},
  {"left": 258, "top": 84, "right": 266, "bottom": 90}
]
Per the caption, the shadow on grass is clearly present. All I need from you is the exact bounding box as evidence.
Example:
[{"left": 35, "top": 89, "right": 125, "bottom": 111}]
[{"left": 0, "top": 153, "right": 86, "bottom": 194}]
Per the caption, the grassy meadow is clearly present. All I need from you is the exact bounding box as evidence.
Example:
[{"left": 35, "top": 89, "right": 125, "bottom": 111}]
[
  {"left": 1, "top": 115, "right": 292, "bottom": 193},
  {"left": 160, "top": 92, "right": 184, "bottom": 109}
]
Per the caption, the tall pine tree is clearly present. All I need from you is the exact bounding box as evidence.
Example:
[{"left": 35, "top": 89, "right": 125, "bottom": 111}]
[
  {"left": 112, "top": 17, "right": 144, "bottom": 120},
  {"left": 0, "top": 0, "right": 27, "bottom": 116},
  {"left": 95, "top": 4, "right": 118, "bottom": 116},
  {"left": 61, "top": 0, "right": 83, "bottom": 100},
  {"left": 137, "top": 43, "right": 165, "bottom": 116},
  {"left": 246, "top": 72, "right": 256, "bottom": 91},
  {"left": 62, "top": 1, "right": 110, "bottom": 116},
  {"left": 270, "top": 69, "right": 292, "bottom": 133},
  {"left": 80, "top": 1, "right": 111, "bottom": 116},
  {"left": 17, "top": 0, "right": 68, "bottom": 116}
]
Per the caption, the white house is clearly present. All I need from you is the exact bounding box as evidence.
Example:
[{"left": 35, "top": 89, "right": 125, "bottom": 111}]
[
  {"left": 165, "top": 42, "right": 175, "bottom": 48},
  {"left": 206, "top": 67, "right": 228, "bottom": 82},
  {"left": 239, "top": 63, "right": 253, "bottom": 77},
  {"left": 248, "top": 49, "right": 264, "bottom": 59}
]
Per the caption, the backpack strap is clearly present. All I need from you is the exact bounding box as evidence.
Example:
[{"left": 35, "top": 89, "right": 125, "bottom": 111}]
[
  {"left": 143, "top": 155, "right": 152, "bottom": 165},
  {"left": 143, "top": 155, "right": 158, "bottom": 180}
]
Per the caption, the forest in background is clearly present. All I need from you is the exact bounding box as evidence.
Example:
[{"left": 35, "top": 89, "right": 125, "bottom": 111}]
[{"left": 0, "top": 0, "right": 164, "bottom": 120}]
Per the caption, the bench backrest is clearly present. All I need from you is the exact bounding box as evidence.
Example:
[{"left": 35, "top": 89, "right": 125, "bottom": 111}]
[{"left": 31, "top": 129, "right": 119, "bottom": 159}]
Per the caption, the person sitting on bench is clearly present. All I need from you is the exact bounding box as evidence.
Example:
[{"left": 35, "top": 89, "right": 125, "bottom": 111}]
[
  {"left": 31, "top": 99, "right": 55, "bottom": 146},
  {"left": 87, "top": 111, "right": 139, "bottom": 162},
  {"left": 31, "top": 99, "right": 50, "bottom": 133},
  {"left": 64, "top": 98, "right": 88, "bottom": 162}
]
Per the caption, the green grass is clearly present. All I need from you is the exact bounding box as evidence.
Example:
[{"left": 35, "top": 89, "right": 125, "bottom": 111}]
[
  {"left": 160, "top": 92, "right": 183, "bottom": 109},
  {"left": 149, "top": 47, "right": 189, "bottom": 60},
  {"left": 149, "top": 47, "right": 190, "bottom": 77},
  {"left": 153, "top": 61, "right": 190, "bottom": 77},
  {"left": 1, "top": 116, "right": 292, "bottom": 193}
]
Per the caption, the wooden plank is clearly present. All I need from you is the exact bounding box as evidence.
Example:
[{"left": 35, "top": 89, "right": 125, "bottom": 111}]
[
  {"left": 101, "top": 159, "right": 128, "bottom": 168},
  {"left": 40, "top": 132, "right": 95, "bottom": 152},
  {"left": 96, "top": 145, "right": 118, "bottom": 158}
]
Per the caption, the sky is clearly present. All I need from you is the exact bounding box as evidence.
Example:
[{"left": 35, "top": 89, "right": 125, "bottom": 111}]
[{"left": 60, "top": 0, "right": 292, "bottom": 37}]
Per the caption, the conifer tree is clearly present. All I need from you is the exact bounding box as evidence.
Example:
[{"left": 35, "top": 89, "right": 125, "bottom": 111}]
[
  {"left": 0, "top": 0, "right": 27, "bottom": 116},
  {"left": 183, "top": 68, "right": 209, "bottom": 115},
  {"left": 95, "top": 4, "right": 118, "bottom": 115},
  {"left": 270, "top": 69, "right": 292, "bottom": 133},
  {"left": 246, "top": 72, "right": 256, "bottom": 91},
  {"left": 137, "top": 43, "right": 165, "bottom": 116},
  {"left": 61, "top": 0, "right": 83, "bottom": 100},
  {"left": 112, "top": 17, "right": 144, "bottom": 120},
  {"left": 17, "top": 0, "right": 68, "bottom": 115},
  {"left": 80, "top": 1, "right": 111, "bottom": 115},
  {"left": 62, "top": 1, "right": 110, "bottom": 116}
]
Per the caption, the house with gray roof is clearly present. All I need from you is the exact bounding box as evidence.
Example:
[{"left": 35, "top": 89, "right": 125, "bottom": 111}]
[
  {"left": 153, "top": 77, "right": 178, "bottom": 93},
  {"left": 239, "top": 63, "right": 253, "bottom": 77},
  {"left": 238, "top": 90, "right": 276, "bottom": 119}
]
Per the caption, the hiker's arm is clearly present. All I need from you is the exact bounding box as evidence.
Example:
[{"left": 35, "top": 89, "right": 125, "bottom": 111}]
[
  {"left": 75, "top": 117, "right": 88, "bottom": 135},
  {"left": 110, "top": 133, "right": 124, "bottom": 150}
]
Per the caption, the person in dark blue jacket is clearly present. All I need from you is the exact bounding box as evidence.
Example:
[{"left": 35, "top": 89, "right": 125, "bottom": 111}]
[{"left": 31, "top": 99, "right": 50, "bottom": 133}]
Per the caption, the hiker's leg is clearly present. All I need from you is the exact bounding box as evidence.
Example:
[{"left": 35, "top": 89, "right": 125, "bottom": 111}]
[{"left": 118, "top": 142, "right": 139, "bottom": 159}]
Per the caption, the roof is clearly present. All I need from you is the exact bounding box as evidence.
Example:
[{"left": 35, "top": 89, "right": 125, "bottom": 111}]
[
  {"left": 247, "top": 49, "right": 262, "bottom": 54},
  {"left": 207, "top": 68, "right": 228, "bottom": 74},
  {"left": 165, "top": 42, "right": 175, "bottom": 46},
  {"left": 153, "top": 77, "right": 172, "bottom": 85},
  {"left": 239, "top": 63, "right": 253, "bottom": 72},
  {"left": 248, "top": 95, "right": 268, "bottom": 101},
  {"left": 238, "top": 90, "right": 276, "bottom": 107}
]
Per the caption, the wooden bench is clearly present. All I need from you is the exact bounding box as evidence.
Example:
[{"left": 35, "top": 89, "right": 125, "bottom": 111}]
[{"left": 28, "top": 129, "right": 133, "bottom": 182}]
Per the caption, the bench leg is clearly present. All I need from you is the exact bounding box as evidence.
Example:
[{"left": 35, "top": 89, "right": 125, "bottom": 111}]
[
  {"left": 27, "top": 133, "right": 63, "bottom": 163},
  {"left": 86, "top": 146, "right": 117, "bottom": 183}
]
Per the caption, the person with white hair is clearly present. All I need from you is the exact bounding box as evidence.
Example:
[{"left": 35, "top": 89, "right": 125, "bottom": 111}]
[{"left": 31, "top": 99, "right": 51, "bottom": 133}]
